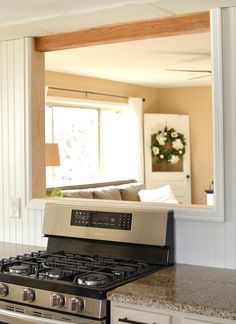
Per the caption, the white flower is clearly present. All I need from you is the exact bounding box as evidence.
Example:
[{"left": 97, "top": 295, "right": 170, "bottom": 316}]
[
  {"left": 171, "top": 132, "right": 178, "bottom": 138},
  {"left": 172, "top": 138, "right": 184, "bottom": 150},
  {"left": 156, "top": 133, "right": 167, "bottom": 146},
  {"left": 160, "top": 154, "right": 164, "bottom": 159},
  {"left": 164, "top": 132, "right": 167, "bottom": 136},
  {"left": 169, "top": 155, "right": 180, "bottom": 164},
  {"left": 152, "top": 146, "right": 160, "bottom": 155},
  {"left": 179, "top": 150, "right": 183, "bottom": 154}
]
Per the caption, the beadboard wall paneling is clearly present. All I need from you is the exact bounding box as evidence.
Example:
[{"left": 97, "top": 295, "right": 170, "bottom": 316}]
[
  {"left": 0, "top": 39, "right": 25, "bottom": 244},
  {"left": 174, "top": 219, "right": 227, "bottom": 267},
  {"left": 0, "top": 38, "right": 46, "bottom": 247},
  {"left": 1, "top": 7, "right": 236, "bottom": 267}
]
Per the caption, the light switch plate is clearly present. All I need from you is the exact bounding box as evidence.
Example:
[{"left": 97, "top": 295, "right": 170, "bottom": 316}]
[{"left": 9, "top": 197, "right": 21, "bottom": 218}]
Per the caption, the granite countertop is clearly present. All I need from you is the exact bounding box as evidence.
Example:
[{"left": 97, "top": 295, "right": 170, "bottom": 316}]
[
  {"left": 108, "top": 264, "right": 236, "bottom": 320},
  {"left": 0, "top": 241, "right": 45, "bottom": 258}
]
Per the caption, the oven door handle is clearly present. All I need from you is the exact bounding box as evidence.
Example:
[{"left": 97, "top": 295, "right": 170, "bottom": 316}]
[
  {"left": 0, "top": 307, "right": 74, "bottom": 324},
  {"left": 118, "top": 317, "right": 156, "bottom": 324}
]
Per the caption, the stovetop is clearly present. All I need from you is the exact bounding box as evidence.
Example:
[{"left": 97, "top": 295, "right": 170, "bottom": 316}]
[{"left": 0, "top": 250, "right": 162, "bottom": 299}]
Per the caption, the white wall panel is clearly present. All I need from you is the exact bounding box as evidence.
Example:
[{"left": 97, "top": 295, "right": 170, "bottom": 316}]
[
  {"left": 0, "top": 38, "right": 46, "bottom": 247},
  {"left": 1, "top": 7, "right": 236, "bottom": 267}
]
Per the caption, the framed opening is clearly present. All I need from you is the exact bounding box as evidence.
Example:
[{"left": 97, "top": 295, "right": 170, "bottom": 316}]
[{"left": 30, "top": 9, "right": 224, "bottom": 221}]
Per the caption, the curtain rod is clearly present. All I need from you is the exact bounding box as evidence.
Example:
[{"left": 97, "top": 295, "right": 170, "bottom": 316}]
[{"left": 48, "top": 86, "right": 145, "bottom": 102}]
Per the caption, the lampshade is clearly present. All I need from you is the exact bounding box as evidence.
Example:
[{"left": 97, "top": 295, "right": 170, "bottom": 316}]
[{"left": 45, "top": 143, "right": 60, "bottom": 166}]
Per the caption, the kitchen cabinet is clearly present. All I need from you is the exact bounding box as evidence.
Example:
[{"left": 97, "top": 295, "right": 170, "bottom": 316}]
[
  {"left": 112, "top": 303, "right": 171, "bottom": 324},
  {"left": 111, "top": 302, "right": 235, "bottom": 324},
  {"left": 183, "top": 320, "right": 223, "bottom": 324}
]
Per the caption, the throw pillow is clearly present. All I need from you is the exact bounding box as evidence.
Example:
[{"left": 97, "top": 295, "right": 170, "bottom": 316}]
[{"left": 138, "top": 185, "right": 179, "bottom": 204}]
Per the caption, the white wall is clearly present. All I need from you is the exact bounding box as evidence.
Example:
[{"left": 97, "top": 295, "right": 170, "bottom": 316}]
[
  {"left": 0, "top": 38, "right": 46, "bottom": 247},
  {"left": 0, "top": 8, "right": 236, "bottom": 267}
]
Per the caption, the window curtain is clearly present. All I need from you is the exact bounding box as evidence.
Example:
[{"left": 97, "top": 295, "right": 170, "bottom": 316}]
[{"left": 120, "top": 97, "right": 144, "bottom": 183}]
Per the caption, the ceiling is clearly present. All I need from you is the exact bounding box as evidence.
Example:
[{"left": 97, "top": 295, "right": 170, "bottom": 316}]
[
  {"left": 0, "top": 0, "right": 236, "bottom": 41},
  {"left": 1, "top": 0, "right": 234, "bottom": 88},
  {"left": 45, "top": 33, "right": 211, "bottom": 88}
]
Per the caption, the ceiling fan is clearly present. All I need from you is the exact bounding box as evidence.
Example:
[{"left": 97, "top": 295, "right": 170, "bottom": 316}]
[{"left": 166, "top": 69, "right": 211, "bottom": 80}]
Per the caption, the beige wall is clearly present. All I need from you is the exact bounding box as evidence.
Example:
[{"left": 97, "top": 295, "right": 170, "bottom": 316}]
[
  {"left": 45, "top": 71, "right": 160, "bottom": 111},
  {"left": 45, "top": 71, "right": 212, "bottom": 204}
]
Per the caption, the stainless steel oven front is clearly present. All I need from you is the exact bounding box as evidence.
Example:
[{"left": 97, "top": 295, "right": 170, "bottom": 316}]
[{"left": 0, "top": 300, "right": 105, "bottom": 324}]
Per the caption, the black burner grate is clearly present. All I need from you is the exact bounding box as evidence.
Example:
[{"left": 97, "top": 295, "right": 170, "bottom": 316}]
[{"left": 0, "top": 251, "right": 150, "bottom": 288}]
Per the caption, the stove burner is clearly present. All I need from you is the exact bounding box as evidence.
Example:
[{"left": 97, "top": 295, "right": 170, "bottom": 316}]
[
  {"left": 112, "top": 265, "right": 136, "bottom": 277},
  {"left": 46, "top": 269, "right": 64, "bottom": 279},
  {"left": 77, "top": 274, "right": 109, "bottom": 286},
  {"left": 43, "top": 268, "right": 74, "bottom": 279},
  {"left": 9, "top": 264, "right": 30, "bottom": 275}
]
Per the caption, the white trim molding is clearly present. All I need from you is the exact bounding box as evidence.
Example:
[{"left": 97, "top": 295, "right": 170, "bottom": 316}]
[
  {"left": 28, "top": 198, "right": 218, "bottom": 222},
  {"left": 210, "top": 8, "right": 225, "bottom": 222}
]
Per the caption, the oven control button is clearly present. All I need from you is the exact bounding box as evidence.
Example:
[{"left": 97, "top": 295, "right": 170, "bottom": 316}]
[
  {"left": 22, "top": 288, "right": 35, "bottom": 302},
  {"left": 0, "top": 283, "right": 9, "bottom": 297},
  {"left": 68, "top": 297, "right": 84, "bottom": 313},
  {"left": 50, "top": 293, "right": 65, "bottom": 308}
]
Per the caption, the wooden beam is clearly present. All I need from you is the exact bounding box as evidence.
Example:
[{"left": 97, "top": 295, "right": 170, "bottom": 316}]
[
  {"left": 31, "top": 41, "right": 46, "bottom": 198},
  {"left": 35, "top": 11, "right": 210, "bottom": 52}
]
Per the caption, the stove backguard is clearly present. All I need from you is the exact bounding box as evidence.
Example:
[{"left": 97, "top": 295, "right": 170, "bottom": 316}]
[{"left": 43, "top": 203, "right": 174, "bottom": 266}]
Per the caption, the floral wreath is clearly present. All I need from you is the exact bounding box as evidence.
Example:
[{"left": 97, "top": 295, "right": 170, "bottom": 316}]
[{"left": 151, "top": 127, "right": 186, "bottom": 164}]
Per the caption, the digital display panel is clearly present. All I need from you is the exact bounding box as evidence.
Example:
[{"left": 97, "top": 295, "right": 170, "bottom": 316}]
[{"left": 70, "top": 210, "right": 132, "bottom": 230}]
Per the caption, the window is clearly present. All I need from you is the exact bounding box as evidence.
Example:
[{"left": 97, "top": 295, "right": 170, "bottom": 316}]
[{"left": 45, "top": 101, "right": 127, "bottom": 188}]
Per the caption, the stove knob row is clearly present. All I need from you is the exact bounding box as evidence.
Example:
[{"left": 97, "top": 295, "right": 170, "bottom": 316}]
[
  {"left": 68, "top": 297, "right": 84, "bottom": 313},
  {"left": 22, "top": 288, "right": 35, "bottom": 302},
  {"left": 50, "top": 293, "right": 65, "bottom": 308},
  {"left": 0, "top": 283, "right": 9, "bottom": 297}
]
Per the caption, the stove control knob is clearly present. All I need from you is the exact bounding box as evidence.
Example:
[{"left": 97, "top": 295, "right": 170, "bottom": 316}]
[
  {"left": 68, "top": 297, "right": 84, "bottom": 313},
  {"left": 0, "top": 283, "right": 9, "bottom": 297},
  {"left": 50, "top": 293, "right": 65, "bottom": 308},
  {"left": 22, "top": 288, "right": 35, "bottom": 302}
]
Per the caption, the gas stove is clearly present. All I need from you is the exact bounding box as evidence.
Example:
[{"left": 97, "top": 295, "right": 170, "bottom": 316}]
[{"left": 0, "top": 203, "right": 174, "bottom": 324}]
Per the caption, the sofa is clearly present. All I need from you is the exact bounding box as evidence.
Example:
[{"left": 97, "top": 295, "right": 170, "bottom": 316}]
[
  {"left": 47, "top": 180, "right": 145, "bottom": 201},
  {"left": 47, "top": 180, "right": 180, "bottom": 203}
]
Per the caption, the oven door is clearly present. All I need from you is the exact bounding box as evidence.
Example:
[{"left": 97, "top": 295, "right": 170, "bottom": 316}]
[{"left": 0, "top": 301, "right": 106, "bottom": 324}]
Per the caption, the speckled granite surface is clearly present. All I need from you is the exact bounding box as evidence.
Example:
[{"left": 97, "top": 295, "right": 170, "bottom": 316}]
[
  {"left": 108, "top": 264, "right": 236, "bottom": 320},
  {"left": 0, "top": 241, "right": 45, "bottom": 258}
]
